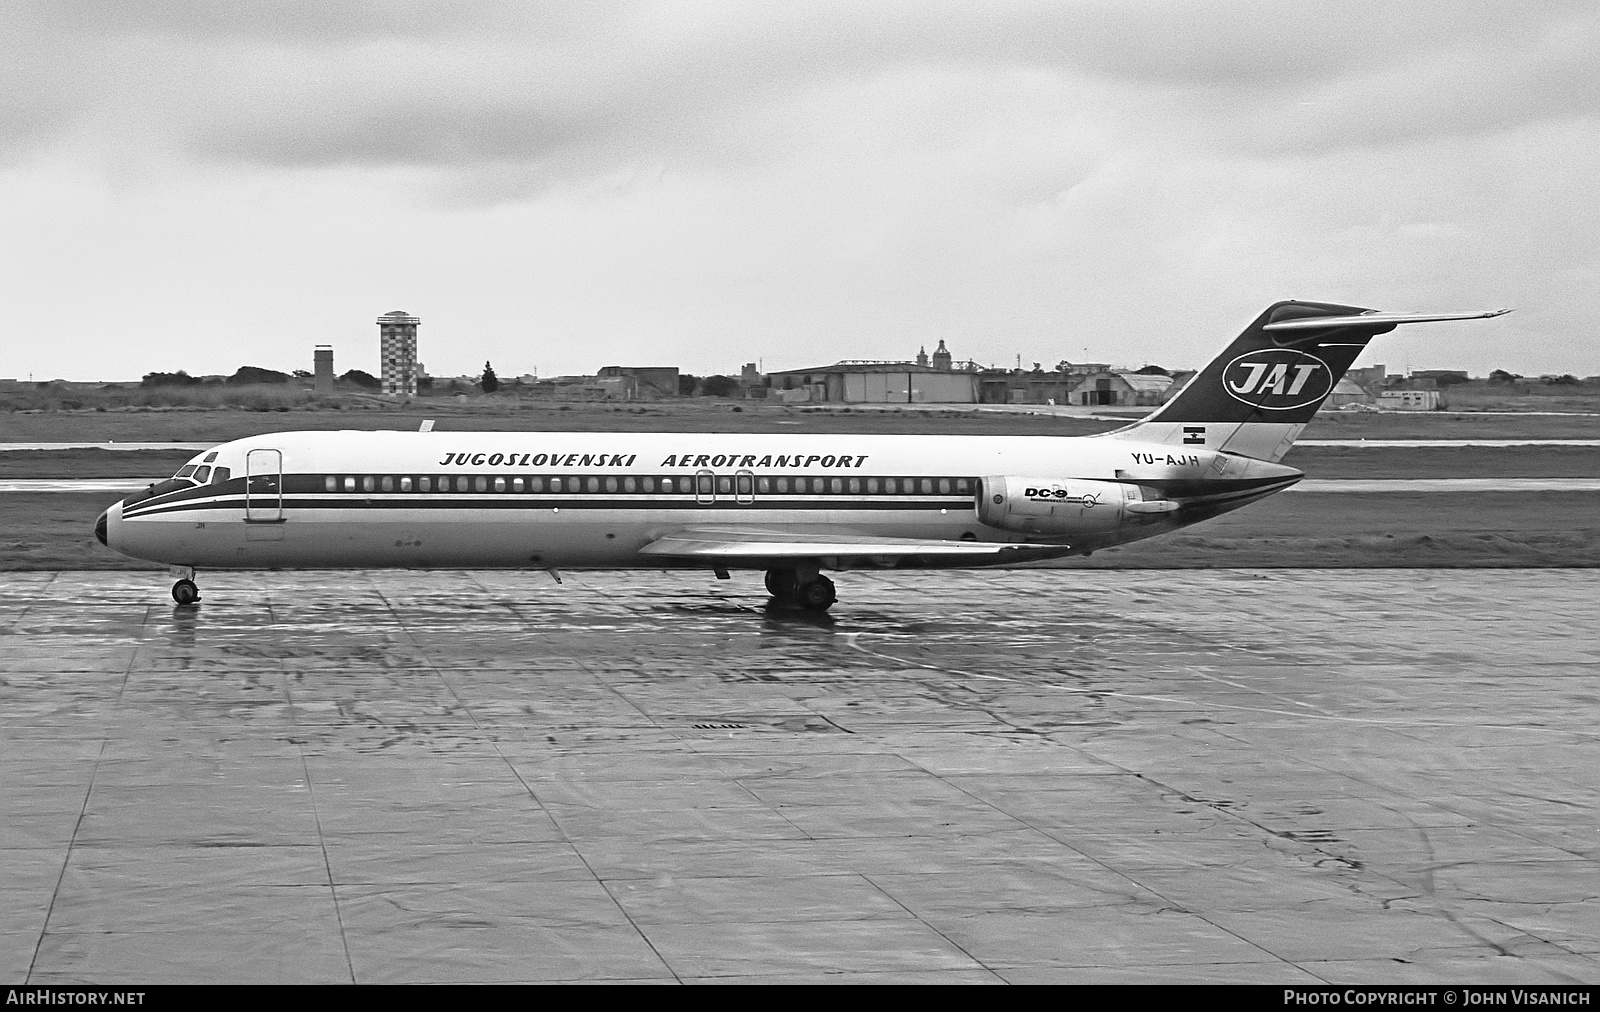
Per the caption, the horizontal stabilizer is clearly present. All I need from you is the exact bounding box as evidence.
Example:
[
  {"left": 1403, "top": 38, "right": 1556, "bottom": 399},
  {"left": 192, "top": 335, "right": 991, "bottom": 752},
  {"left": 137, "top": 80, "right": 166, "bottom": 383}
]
[
  {"left": 641, "top": 526, "right": 1061, "bottom": 560},
  {"left": 1262, "top": 309, "right": 1510, "bottom": 332}
]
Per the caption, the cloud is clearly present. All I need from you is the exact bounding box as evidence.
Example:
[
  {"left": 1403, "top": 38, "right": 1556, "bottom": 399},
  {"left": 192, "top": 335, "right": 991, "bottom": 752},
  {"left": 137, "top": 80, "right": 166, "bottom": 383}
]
[
  {"left": 8, "top": 1, "right": 1596, "bottom": 180},
  {"left": 2, "top": 2, "right": 1596, "bottom": 379}
]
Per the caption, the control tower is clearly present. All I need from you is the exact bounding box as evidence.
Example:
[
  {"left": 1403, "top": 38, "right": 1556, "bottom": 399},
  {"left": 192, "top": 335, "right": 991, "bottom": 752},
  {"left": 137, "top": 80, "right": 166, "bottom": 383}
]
[{"left": 377, "top": 311, "right": 419, "bottom": 397}]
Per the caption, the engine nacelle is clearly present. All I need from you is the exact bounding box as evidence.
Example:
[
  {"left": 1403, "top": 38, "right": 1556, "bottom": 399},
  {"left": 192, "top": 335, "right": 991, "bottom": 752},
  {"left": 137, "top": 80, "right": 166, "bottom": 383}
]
[{"left": 978, "top": 477, "right": 1161, "bottom": 537}]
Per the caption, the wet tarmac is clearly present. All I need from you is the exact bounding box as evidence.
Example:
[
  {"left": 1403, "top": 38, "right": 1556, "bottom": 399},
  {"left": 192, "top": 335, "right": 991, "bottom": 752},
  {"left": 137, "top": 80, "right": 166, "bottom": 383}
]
[{"left": 2, "top": 569, "right": 1596, "bottom": 984}]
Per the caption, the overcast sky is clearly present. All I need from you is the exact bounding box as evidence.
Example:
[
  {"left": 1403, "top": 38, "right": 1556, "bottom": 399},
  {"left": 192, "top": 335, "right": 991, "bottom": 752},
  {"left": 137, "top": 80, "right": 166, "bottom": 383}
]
[{"left": 3, "top": 1, "right": 1597, "bottom": 382}]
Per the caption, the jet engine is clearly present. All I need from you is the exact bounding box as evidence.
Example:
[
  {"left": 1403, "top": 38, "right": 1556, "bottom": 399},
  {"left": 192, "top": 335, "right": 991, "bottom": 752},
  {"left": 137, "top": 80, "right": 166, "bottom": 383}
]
[{"left": 977, "top": 477, "right": 1176, "bottom": 537}]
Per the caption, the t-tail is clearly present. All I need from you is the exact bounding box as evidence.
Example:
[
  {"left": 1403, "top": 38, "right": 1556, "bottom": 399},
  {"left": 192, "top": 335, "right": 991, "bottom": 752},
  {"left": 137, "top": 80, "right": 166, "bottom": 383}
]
[{"left": 1106, "top": 301, "right": 1510, "bottom": 462}]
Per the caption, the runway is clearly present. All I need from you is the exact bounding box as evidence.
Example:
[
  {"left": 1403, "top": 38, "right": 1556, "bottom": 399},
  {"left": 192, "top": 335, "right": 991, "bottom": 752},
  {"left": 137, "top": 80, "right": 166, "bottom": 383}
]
[{"left": 2, "top": 569, "right": 1596, "bottom": 983}]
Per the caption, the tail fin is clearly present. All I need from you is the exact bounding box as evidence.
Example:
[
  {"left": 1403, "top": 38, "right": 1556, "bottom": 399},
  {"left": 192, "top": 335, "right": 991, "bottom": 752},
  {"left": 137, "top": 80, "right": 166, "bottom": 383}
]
[{"left": 1106, "top": 301, "right": 1508, "bottom": 461}]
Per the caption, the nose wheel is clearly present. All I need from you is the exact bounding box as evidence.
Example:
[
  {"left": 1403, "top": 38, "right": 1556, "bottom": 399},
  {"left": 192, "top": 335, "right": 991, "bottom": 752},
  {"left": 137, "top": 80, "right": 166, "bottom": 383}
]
[{"left": 764, "top": 568, "right": 835, "bottom": 612}]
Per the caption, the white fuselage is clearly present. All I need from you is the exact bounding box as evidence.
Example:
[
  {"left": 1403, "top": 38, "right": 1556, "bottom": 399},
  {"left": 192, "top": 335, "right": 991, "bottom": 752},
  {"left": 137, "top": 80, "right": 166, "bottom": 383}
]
[{"left": 100, "top": 429, "right": 1299, "bottom": 571}]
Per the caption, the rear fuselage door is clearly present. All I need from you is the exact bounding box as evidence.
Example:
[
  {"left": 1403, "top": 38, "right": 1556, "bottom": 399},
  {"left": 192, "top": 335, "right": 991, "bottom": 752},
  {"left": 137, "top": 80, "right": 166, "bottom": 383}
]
[{"left": 245, "top": 448, "right": 284, "bottom": 523}]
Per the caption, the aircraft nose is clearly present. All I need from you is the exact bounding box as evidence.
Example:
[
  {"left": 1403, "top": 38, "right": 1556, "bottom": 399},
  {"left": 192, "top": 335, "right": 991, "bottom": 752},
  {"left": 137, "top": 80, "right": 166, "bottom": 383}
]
[{"left": 95, "top": 509, "right": 109, "bottom": 546}]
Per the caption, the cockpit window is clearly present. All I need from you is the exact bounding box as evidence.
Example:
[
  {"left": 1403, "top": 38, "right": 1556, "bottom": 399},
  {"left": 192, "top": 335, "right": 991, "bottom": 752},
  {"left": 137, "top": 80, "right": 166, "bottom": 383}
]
[
  {"left": 192, "top": 466, "right": 211, "bottom": 483},
  {"left": 212, "top": 467, "right": 230, "bottom": 483},
  {"left": 175, "top": 465, "right": 198, "bottom": 478},
  {"left": 123, "top": 477, "right": 194, "bottom": 507},
  {"left": 203, "top": 451, "right": 218, "bottom": 463}
]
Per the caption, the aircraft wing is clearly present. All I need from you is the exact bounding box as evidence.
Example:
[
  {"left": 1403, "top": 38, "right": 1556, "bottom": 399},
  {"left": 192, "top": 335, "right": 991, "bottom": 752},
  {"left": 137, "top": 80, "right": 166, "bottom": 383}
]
[{"left": 639, "top": 526, "right": 1065, "bottom": 561}]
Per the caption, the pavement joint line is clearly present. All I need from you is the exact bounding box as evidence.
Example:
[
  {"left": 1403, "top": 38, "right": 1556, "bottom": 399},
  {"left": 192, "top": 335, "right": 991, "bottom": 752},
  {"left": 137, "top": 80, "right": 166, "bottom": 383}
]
[
  {"left": 841, "top": 611, "right": 1600, "bottom": 969},
  {"left": 848, "top": 629, "right": 1598, "bottom": 736},
  {"left": 417, "top": 572, "right": 685, "bottom": 983},
  {"left": 25, "top": 591, "right": 140, "bottom": 983}
]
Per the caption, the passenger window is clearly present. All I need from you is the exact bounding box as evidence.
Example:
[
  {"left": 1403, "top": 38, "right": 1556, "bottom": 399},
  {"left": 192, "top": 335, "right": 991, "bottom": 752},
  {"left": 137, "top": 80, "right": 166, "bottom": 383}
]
[
  {"left": 381, "top": 476, "right": 395, "bottom": 492},
  {"left": 363, "top": 476, "right": 376, "bottom": 493},
  {"left": 623, "top": 477, "right": 636, "bottom": 493},
  {"left": 643, "top": 477, "right": 656, "bottom": 492},
  {"left": 344, "top": 476, "right": 356, "bottom": 492},
  {"left": 401, "top": 476, "right": 413, "bottom": 491},
  {"left": 757, "top": 477, "right": 770, "bottom": 494},
  {"left": 867, "top": 478, "right": 880, "bottom": 494},
  {"left": 605, "top": 476, "right": 619, "bottom": 493},
  {"left": 324, "top": 475, "right": 336, "bottom": 492},
  {"left": 475, "top": 476, "right": 488, "bottom": 492},
  {"left": 530, "top": 477, "right": 544, "bottom": 492},
  {"left": 847, "top": 478, "right": 860, "bottom": 494},
  {"left": 493, "top": 477, "right": 506, "bottom": 492},
  {"left": 193, "top": 466, "right": 211, "bottom": 483},
  {"left": 512, "top": 477, "right": 523, "bottom": 492},
  {"left": 736, "top": 473, "right": 753, "bottom": 496},
  {"left": 419, "top": 476, "right": 431, "bottom": 492},
  {"left": 586, "top": 476, "right": 600, "bottom": 493},
  {"left": 212, "top": 467, "right": 230, "bottom": 484},
  {"left": 775, "top": 477, "right": 789, "bottom": 493},
  {"left": 814, "top": 477, "right": 828, "bottom": 493},
  {"left": 884, "top": 478, "right": 897, "bottom": 494},
  {"left": 956, "top": 478, "right": 970, "bottom": 494},
  {"left": 717, "top": 476, "right": 732, "bottom": 494},
  {"left": 659, "top": 477, "right": 672, "bottom": 492},
  {"left": 920, "top": 478, "right": 933, "bottom": 494},
  {"left": 939, "top": 478, "right": 951, "bottom": 494},
  {"left": 550, "top": 478, "right": 563, "bottom": 492},
  {"left": 830, "top": 478, "right": 843, "bottom": 494}
]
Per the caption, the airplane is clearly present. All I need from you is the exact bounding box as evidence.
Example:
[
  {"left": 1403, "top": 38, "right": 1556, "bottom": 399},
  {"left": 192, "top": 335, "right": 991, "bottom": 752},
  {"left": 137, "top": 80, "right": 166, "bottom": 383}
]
[{"left": 95, "top": 301, "right": 1507, "bottom": 610}]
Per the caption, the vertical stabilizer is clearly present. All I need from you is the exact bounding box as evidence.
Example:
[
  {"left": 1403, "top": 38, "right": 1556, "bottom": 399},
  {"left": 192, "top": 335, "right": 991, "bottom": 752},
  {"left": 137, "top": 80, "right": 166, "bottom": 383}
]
[{"left": 1105, "top": 301, "right": 1507, "bottom": 461}]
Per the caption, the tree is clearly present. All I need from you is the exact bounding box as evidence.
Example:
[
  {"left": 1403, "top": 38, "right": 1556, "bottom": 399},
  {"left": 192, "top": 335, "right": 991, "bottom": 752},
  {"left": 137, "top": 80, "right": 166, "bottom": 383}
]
[
  {"left": 141, "top": 370, "right": 201, "bottom": 388},
  {"left": 700, "top": 374, "right": 739, "bottom": 397},
  {"left": 339, "top": 369, "right": 381, "bottom": 390},
  {"left": 1488, "top": 369, "right": 1520, "bottom": 384},
  {"left": 480, "top": 362, "right": 499, "bottom": 393},
  {"left": 227, "top": 366, "right": 290, "bottom": 385},
  {"left": 1134, "top": 364, "right": 1170, "bottom": 376},
  {"left": 678, "top": 374, "right": 699, "bottom": 396}
]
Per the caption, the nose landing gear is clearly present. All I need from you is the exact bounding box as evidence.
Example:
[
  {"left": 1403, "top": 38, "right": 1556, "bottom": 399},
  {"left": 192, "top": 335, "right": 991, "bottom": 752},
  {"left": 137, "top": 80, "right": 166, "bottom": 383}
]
[
  {"left": 170, "top": 567, "right": 200, "bottom": 606},
  {"left": 764, "top": 567, "right": 836, "bottom": 612}
]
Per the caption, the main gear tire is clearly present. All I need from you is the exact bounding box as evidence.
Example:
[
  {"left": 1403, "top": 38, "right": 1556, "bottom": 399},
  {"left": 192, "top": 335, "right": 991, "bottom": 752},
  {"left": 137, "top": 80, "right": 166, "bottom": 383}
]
[{"left": 797, "top": 576, "right": 836, "bottom": 612}]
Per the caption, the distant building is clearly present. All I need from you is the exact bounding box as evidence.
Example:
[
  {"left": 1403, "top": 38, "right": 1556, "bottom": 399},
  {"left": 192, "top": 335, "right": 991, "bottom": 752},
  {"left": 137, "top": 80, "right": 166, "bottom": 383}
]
[
  {"left": 1378, "top": 389, "right": 1441, "bottom": 410},
  {"left": 767, "top": 359, "right": 978, "bottom": 404},
  {"left": 1327, "top": 376, "right": 1376, "bottom": 408},
  {"left": 377, "top": 311, "right": 420, "bottom": 397},
  {"left": 1067, "top": 371, "right": 1173, "bottom": 407},
  {"left": 313, "top": 345, "right": 334, "bottom": 394},
  {"left": 1345, "top": 365, "right": 1386, "bottom": 392},
  {"left": 595, "top": 366, "right": 679, "bottom": 399}
]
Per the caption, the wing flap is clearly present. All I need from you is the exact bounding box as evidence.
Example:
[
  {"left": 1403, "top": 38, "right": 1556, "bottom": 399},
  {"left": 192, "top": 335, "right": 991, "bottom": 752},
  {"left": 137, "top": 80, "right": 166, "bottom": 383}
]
[{"left": 640, "top": 526, "right": 1062, "bottom": 560}]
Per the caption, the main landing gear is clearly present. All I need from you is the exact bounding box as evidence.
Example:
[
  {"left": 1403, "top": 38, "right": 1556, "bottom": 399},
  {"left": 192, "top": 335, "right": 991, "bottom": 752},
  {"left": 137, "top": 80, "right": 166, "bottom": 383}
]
[
  {"left": 764, "top": 568, "right": 836, "bottom": 612},
  {"left": 170, "top": 567, "right": 200, "bottom": 606}
]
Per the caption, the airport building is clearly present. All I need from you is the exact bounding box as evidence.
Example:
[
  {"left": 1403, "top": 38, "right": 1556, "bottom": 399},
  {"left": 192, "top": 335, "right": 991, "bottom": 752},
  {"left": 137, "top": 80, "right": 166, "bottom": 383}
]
[
  {"left": 767, "top": 341, "right": 979, "bottom": 403},
  {"left": 377, "top": 311, "right": 420, "bottom": 397},
  {"left": 595, "top": 366, "right": 680, "bottom": 399},
  {"left": 1066, "top": 370, "right": 1174, "bottom": 407}
]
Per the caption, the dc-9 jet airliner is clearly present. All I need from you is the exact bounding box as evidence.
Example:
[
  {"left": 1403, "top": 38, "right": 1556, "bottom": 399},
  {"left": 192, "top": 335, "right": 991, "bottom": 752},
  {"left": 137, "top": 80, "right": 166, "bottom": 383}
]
[{"left": 96, "top": 301, "right": 1506, "bottom": 610}]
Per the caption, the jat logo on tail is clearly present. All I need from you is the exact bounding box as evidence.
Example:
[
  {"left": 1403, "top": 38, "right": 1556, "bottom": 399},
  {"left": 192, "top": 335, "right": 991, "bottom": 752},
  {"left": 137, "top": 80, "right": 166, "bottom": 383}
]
[{"left": 1222, "top": 349, "right": 1332, "bottom": 410}]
